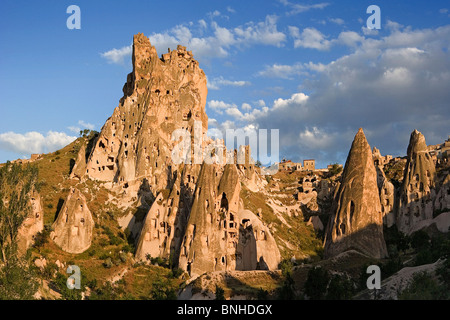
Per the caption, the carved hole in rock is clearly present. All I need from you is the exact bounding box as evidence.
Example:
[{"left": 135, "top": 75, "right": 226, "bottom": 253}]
[
  {"left": 384, "top": 188, "right": 388, "bottom": 195},
  {"left": 99, "top": 141, "right": 106, "bottom": 149},
  {"left": 123, "top": 183, "right": 129, "bottom": 189},
  {"left": 420, "top": 182, "right": 424, "bottom": 192},
  {"left": 349, "top": 201, "right": 355, "bottom": 224},
  {"left": 125, "top": 150, "right": 128, "bottom": 158},
  {"left": 340, "top": 223, "right": 346, "bottom": 235},
  {"left": 80, "top": 218, "right": 85, "bottom": 225},
  {"left": 220, "top": 192, "right": 228, "bottom": 212},
  {"left": 221, "top": 256, "right": 225, "bottom": 264},
  {"left": 386, "top": 199, "right": 390, "bottom": 206},
  {"left": 426, "top": 170, "right": 431, "bottom": 178},
  {"left": 336, "top": 225, "right": 340, "bottom": 236},
  {"left": 415, "top": 174, "right": 419, "bottom": 181}
]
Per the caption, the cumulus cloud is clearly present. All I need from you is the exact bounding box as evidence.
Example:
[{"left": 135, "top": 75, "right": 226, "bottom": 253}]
[
  {"left": 145, "top": 15, "right": 286, "bottom": 61},
  {"left": 235, "top": 24, "right": 450, "bottom": 166},
  {"left": 329, "top": 18, "right": 345, "bottom": 25},
  {"left": 258, "top": 63, "right": 305, "bottom": 79},
  {"left": 207, "top": 76, "right": 251, "bottom": 90},
  {"left": 291, "top": 27, "right": 331, "bottom": 50},
  {"left": 0, "top": 131, "right": 77, "bottom": 155},
  {"left": 100, "top": 45, "right": 132, "bottom": 64},
  {"left": 280, "top": 0, "right": 330, "bottom": 16}
]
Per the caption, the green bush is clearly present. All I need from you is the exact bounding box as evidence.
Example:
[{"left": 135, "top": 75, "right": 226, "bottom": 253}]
[
  {"left": 103, "top": 257, "right": 113, "bottom": 269},
  {"left": 215, "top": 285, "right": 225, "bottom": 300},
  {"left": 399, "top": 272, "right": 448, "bottom": 300},
  {"left": 325, "top": 274, "right": 355, "bottom": 300},
  {"left": 304, "top": 267, "right": 329, "bottom": 300}
]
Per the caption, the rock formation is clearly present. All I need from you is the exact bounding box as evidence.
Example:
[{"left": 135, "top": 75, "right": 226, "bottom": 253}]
[
  {"left": 17, "top": 191, "right": 44, "bottom": 254},
  {"left": 51, "top": 188, "right": 94, "bottom": 254},
  {"left": 397, "top": 130, "right": 436, "bottom": 234},
  {"left": 324, "top": 128, "right": 388, "bottom": 259},
  {"left": 434, "top": 173, "right": 450, "bottom": 213},
  {"left": 373, "top": 148, "right": 396, "bottom": 228},
  {"left": 84, "top": 33, "right": 208, "bottom": 194},
  {"left": 79, "top": 33, "right": 281, "bottom": 276},
  {"left": 177, "top": 163, "right": 280, "bottom": 278}
]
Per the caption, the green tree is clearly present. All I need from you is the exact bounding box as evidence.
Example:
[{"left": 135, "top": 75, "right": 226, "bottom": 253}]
[
  {"left": 149, "top": 278, "right": 177, "bottom": 300},
  {"left": 304, "top": 267, "right": 329, "bottom": 300},
  {"left": 215, "top": 285, "right": 225, "bottom": 300},
  {"left": 399, "top": 272, "right": 448, "bottom": 300},
  {"left": 325, "top": 274, "right": 355, "bottom": 300},
  {"left": 0, "top": 255, "right": 38, "bottom": 300}
]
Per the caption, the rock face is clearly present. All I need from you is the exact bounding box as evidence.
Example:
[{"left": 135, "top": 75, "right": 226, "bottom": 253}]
[
  {"left": 373, "top": 149, "right": 396, "bottom": 228},
  {"left": 397, "top": 130, "right": 436, "bottom": 234},
  {"left": 51, "top": 188, "right": 94, "bottom": 254},
  {"left": 84, "top": 33, "right": 208, "bottom": 193},
  {"left": 324, "top": 128, "right": 388, "bottom": 259},
  {"left": 177, "top": 163, "right": 280, "bottom": 278},
  {"left": 87, "top": 34, "right": 281, "bottom": 276},
  {"left": 17, "top": 191, "right": 44, "bottom": 254},
  {"left": 434, "top": 174, "right": 450, "bottom": 213}
]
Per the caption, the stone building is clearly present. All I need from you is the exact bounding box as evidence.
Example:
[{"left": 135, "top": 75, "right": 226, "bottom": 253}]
[{"left": 303, "top": 159, "right": 315, "bottom": 171}]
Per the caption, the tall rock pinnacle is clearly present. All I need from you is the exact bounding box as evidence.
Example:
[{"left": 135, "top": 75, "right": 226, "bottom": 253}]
[
  {"left": 324, "top": 128, "right": 388, "bottom": 259},
  {"left": 85, "top": 33, "right": 208, "bottom": 191},
  {"left": 397, "top": 129, "right": 436, "bottom": 233}
]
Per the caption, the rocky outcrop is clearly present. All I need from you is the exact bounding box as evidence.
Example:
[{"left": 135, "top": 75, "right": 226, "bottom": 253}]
[
  {"left": 17, "top": 191, "right": 44, "bottom": 254},
  {"left": 177, "top": 163, "right": 280, "bottom": 278},
  {"left": 434, "top": 173, "right": 450, "bottom": 214},
  {"left": 51, "top": 188, "right": 94, "bottom": 254},
  {"left": 324, "top": 128, "right": 388, "bottom": 259},
  {"left": 373, "top": 150, "right": 396, "bottom": 228},
  {"left": 397, "top": 130, "right": 436, "bottom": 234},
  {"left": 84, "top": 33, "right": 208, "bottom": 194}
]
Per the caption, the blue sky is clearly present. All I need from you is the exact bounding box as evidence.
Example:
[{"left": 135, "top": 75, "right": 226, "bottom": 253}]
[{"left": 1, "top": 0, "right": 449, "bottom": 168}]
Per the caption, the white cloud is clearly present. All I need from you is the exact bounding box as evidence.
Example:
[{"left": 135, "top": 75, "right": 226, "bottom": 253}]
[
  {"left": 298, "top": 127, "right": 334, "bottom": 149},
  {"left": 208, "top": 76, "right": 250, "bottom": 90},
  {"left": 68, "top": 120, "right": 95, "bottom": 134},
  {"left": 280, "top": 0, "right": 330, "bottom": 15},
  {"left": 100, "top": 45, "right": 132, "bottom": 65},
  {"left": 273, "top": 93, "right": 309, "bottom": 110},
  {"left": 207, "top": 100, "right": 237, "bottom": 114},
  {"left": 198, "top": 19, "right": 207, "bottom": 29},
  {"left": 292, "top": 27, "right": 331, "bottom": 50},
  {"left": 242, "top": 103, "right": 252, "bottom": 111},
  {"left": 337, "top": 31, "right": 364, "bottom": 47},
  {"left": 226, "top": 6, "right": 236, "bottom": 13},
  {"left": 245, "top": 24, "right": 450, "bottom": 166},
  {"left": 0, "top": 131, "right": 77, "bottom": 155},
  {"left": 439, "top": 8, "right": 448, "bottom": 14},
  {"left": 329, "top": 18, "right": 345, "bottom": 25},
  {"left": 258, "top": 61, "right": 326, "bottom": 79},
  {"left": 146, "top": 15, "right": 286, "bottom": 60},
  {"left": 258, "top": 63, "right": 304, "bottom": 79}
]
